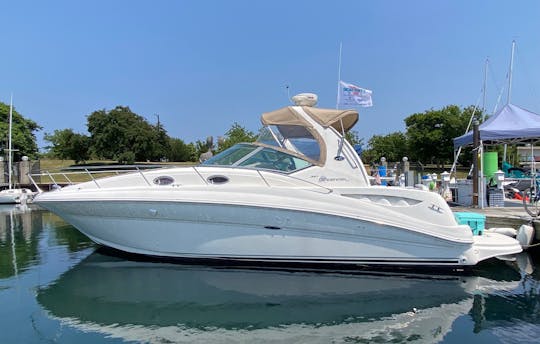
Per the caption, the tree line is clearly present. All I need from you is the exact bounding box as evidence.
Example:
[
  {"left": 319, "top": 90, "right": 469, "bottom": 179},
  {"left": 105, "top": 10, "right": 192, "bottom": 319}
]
[
  {"left": 0, "top": 101, "right": 483, "bottom": 165},
  {"left": 42, "top": 106, "right": 260, "bottom": 164},
  {"left": 361, "top": 105, "right": 484, "bottom": 167}
]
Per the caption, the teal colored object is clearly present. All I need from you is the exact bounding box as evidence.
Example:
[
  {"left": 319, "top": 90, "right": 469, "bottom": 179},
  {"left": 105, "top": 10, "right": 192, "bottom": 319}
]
[{"left": 454, "top": 212, "right": 485, "bottom": 235}]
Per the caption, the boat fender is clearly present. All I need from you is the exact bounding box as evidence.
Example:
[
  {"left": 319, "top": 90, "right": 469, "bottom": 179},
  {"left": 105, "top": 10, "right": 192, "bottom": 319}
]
[
  {"left": 516, "top": 253, "right": 534, "bottom": 275},
  {"left": 484, "top": 227, "right": 517, "bottom": 237},
  {"left": 516, "top": 224, "right": 534, "bottom": 249}
]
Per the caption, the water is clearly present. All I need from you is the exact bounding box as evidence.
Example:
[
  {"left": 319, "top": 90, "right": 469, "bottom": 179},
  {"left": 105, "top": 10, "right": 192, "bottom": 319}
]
[{"left": 0, "top": 205, "right": 539, "bottom": 343}]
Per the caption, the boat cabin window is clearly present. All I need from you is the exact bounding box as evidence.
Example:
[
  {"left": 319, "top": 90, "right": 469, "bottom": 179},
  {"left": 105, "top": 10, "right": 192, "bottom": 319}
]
[
  {"left": 202, "top": 143, "right": 312, "bottom": 173},
  {"left": 258, "top": 125, "right": 321, "bottom": 162}
]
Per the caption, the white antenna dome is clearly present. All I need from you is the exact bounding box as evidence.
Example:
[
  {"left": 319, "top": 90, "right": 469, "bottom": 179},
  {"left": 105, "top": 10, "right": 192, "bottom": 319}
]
[{"left": 292, "top": 93, "right": 318, "bottom": 107}]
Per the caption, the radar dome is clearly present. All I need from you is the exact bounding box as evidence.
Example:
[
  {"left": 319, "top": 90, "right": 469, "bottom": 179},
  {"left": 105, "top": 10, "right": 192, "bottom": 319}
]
[{"left": 292, "top": 93, "right": 318, "bottom": 107}]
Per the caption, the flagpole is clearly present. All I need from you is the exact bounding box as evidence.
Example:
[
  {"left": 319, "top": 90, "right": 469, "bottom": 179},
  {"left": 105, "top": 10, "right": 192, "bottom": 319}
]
[{"left": 336, "top": 42, "right": 342, "bottom": 109}]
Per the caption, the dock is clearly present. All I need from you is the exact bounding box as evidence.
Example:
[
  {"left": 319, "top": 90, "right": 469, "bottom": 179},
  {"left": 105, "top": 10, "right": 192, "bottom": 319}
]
[
  {"left": 451, "top": 199, "right": 532, "bottom": 228},
  {"left": 451, "top": 199, "right": 540, "bottom": 247}
]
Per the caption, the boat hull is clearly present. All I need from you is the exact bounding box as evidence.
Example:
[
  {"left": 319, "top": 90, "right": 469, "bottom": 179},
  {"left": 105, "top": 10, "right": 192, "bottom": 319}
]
[{"left": 38, "top": 199, "right": 489, "bottom": 267}]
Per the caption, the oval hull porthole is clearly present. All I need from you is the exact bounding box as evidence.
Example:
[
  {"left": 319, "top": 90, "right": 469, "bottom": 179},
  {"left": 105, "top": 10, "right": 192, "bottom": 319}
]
[
  {"left": 207, "top": 175, "right": 229, "bottom": 184},
  {"left": 153, "top": 176, "right": 175, "bottom": 185}
]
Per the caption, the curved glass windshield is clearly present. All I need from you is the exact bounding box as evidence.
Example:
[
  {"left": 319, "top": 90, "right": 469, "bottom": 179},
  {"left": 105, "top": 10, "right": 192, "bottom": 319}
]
[
  {"left": 258, "top": 125, "right": 321, "bottom": 161},
  {"left": 202, "top": 144, "right": 258, "bottom": 166},
  {"left": 202, "top": 143, "right": 312, "bottom": 173}
]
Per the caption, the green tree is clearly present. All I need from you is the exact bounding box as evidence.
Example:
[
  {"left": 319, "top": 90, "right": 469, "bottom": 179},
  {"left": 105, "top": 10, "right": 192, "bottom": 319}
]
[
  {"left": 44, "top": 129, "right": 90, "bottom": 163},
  {"left": 0, "top": 101, "right": 41, "bottom": 160},
  {"left": 362, "top": 132, "right": 408, "bottom": 163},
  {"left": 345, "top": 130, "right": 363, "bottom": 146},
  {"left": 153, "top": 116, "right": 169, "bottom": 161},
  {"left": 167, "top": 138, "right": 196, "bottom": 162},
  {"left": 405, "top": 105, "right": 481, "bottom": 166},
  {"left": 216, "top": 123, "right": 257, "bottom": 153},
  {"left": 87, "top": 106, "right": 160, "bottom": 162}
]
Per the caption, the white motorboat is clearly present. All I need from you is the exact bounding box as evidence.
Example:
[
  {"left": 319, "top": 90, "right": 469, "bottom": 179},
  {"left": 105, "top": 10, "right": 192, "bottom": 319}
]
[
  {"left": 33, "top": 94, "right": 522, "bottom": 267},
  {"left": 0, "top": 188, "right": 33, "bottom": 204}
]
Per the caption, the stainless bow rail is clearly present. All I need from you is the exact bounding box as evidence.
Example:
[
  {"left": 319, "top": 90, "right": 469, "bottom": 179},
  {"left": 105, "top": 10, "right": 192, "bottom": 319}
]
[
  {"left": 28, "top": 164, "right": 333, "bottom": 194},
  {"left": 27, "top": 165, "right": 166, "bottom": 193}
]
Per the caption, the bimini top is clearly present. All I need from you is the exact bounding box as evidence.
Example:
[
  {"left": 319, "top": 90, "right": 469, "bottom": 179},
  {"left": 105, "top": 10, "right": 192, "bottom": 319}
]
[{"left": 261, "top": 106, "right": 359, "bottom": 132}]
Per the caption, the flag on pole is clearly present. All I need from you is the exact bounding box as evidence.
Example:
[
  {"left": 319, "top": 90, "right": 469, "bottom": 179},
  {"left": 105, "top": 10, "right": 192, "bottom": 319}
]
[{"left": 338, "top": 81, "right": 373, "bottom": 107}]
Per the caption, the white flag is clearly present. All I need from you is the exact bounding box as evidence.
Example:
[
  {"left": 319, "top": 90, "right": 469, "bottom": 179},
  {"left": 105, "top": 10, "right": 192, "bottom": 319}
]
[{"left": 338, "top": 80, "right": 373, "bottom": 107}]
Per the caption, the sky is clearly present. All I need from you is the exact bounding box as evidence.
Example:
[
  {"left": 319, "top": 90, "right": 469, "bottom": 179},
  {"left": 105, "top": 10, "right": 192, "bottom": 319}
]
[{"left": 1, "top": 0, "right": 540, "bottom": 151}]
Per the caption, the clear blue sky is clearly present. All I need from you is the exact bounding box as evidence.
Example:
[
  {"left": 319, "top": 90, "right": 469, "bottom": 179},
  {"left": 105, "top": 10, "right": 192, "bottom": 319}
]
[{"left": 1, "top": 0, "right": 540, "bottom": 150}]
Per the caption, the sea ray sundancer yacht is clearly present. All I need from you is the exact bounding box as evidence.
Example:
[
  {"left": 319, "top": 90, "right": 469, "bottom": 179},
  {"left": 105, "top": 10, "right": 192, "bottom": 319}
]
[{"left": 33, "top": 94, "right": 522, "bottom": 267}]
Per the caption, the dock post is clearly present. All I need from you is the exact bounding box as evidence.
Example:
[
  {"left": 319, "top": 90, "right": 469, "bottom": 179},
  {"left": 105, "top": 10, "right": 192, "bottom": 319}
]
[
  {"left": 402, "top": 157, "right": 413, "bottom": 186},
  {"left": 473, "top": 121, "right": 480, "bottom": 207},
  {"left": 19, "top": 156, "right": 31, "bottom": 185}
]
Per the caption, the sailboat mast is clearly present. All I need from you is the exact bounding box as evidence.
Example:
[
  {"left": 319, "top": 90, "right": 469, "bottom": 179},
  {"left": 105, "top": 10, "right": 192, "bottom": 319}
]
[
  {"left": 482, "top": 58, "right": 488, "bottom": 115},
  {"left": 507, "top": 40, "right": 515, "bottom": 104},
  {"left": 8, "top": 94, "right": 13, "bottom": 190},
  {"left": 503, "top": 41, "right": 516, "bottom": 162}
]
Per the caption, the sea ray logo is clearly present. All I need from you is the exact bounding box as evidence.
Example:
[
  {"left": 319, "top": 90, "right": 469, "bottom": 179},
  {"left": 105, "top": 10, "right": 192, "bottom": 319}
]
[{"left": 318, "top": 176, "right": 348, "bottom": 183}]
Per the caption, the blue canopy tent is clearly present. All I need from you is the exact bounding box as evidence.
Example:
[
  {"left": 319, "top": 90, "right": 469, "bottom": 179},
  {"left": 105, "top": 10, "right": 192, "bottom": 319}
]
[
  {"left": 453, "top": 103, "right": 540, "bottom": 148},
  {"left": 452, "top": 103, "right": 540, "bottom": 208}
]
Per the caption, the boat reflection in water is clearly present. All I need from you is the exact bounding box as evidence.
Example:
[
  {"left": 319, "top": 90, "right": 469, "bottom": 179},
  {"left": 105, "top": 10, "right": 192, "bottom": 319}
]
[
  {"left": 37, "top": 250, "right": 531, "bottom": 343},
  {"left": 0, "top": 204, "right": 42, "bottom": 279}
]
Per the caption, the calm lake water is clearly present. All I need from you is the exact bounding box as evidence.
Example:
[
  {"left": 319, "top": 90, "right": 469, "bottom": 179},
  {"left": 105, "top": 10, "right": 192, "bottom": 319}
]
[{"left": 0, "top": 205, "right": 539, "bottom": 343}]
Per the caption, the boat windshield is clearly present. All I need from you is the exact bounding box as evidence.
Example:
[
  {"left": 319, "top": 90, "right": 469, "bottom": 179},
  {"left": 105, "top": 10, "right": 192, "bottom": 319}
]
[
  {"left": 202, "top": 143, "right": 312, "bottom": 173},
  {"left": 257, "top": 125, "right": 321, "bottom": 162}
]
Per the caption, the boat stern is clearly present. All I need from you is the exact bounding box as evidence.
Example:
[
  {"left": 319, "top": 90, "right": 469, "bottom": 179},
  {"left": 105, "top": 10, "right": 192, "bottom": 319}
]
[{"left": 467, "top": 232, "right": 522, "bottom": 264}]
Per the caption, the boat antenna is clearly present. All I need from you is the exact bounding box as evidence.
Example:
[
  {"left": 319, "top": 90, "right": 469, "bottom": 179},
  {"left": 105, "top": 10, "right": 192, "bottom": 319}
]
[{"left": 285, "top": 84, "right": 292, "bottom": 103}]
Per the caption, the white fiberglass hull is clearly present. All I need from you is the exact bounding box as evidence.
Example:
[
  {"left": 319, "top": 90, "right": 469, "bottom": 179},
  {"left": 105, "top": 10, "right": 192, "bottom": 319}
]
[{"left": 37, "top": 196, "right": 521, "bottom": 268}]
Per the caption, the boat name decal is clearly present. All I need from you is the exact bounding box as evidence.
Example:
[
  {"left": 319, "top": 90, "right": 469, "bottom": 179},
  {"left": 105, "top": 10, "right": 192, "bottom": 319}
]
[{"left": 317, "top": 176, "right": 349, "bottom": 183}]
